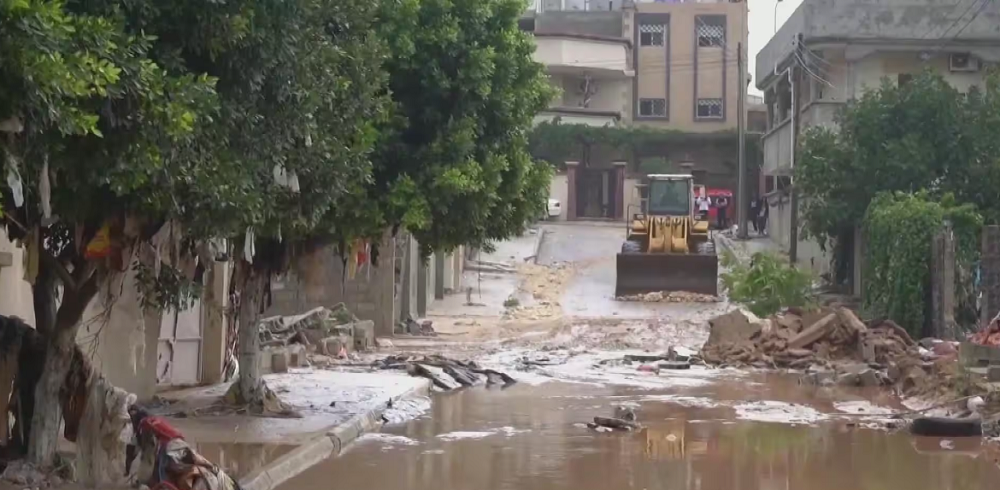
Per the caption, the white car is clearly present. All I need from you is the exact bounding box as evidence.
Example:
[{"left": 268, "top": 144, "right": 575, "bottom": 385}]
[{"left": 547, "top": 198, "right": 562, "bottom": 218}]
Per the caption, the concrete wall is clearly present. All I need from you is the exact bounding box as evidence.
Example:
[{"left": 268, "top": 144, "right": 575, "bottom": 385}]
[
  {"left": 552, "top": 73, "right": 631, "bottom": 115},
  {"left": 535, "top": 37, "right": 630, "bottom": 72},
  {"left": 534, "top": 9, "right": 626, "bottom": 30},
  {"left": 0, "top": 230, "right": 35, "bottom": 324},
  {"left": 267, "top": 233, "right": 398, "bottom": 337},
  {"left": 77, "top": 270, "right": 162, "bottom": 400},
  {"left": 756, "top": 0, "right": 1000, "bottom": 88}
]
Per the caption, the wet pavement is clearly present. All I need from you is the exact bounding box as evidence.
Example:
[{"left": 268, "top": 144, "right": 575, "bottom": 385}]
[
  {"left": 277, "top": 377, "right": 1000, "bottom": 490},
  {"left": 538, "top": 223, "right": 729, "bottom": 320}
]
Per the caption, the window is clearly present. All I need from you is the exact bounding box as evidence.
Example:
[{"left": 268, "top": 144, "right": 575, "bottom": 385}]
[
  {"left": 639, "top": 24, "right": 665, "bottom": 47},
  {"left": 639, "top": 98, "right": 667, "bottom": 117},
  {"left": 696, "top": 16, "right": 725, "bottom": 47},
  {"left": 696, "top": 98, "right": 723, "bottom": 119},
  {"left": 897, "top": 73, "right": 913, "bottom": 87}
]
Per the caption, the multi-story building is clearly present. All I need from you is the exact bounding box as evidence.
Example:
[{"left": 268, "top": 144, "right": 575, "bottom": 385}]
[
  {"left": 525, "top": 0, "right": 751, "bottom": 222},
  {"left": 756, "top": 0, "right": 1000, "bottom": 281}
]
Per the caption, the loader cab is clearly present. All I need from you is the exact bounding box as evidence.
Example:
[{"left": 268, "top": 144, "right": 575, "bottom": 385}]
[{"left": 638, "top": 174, "right": 694, "bottom": 219}]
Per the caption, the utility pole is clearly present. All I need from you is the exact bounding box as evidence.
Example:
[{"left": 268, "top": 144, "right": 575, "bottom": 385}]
[
  {"left": 788, "top": 39, "right": 801, "bottom": 264},
  {"left": 736, "top": 41, "right": 748, "bottom": 239}
]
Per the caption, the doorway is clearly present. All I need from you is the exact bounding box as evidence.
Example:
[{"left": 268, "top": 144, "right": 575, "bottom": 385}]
[{"left": 576, "top": 168, "right": 619, "bottom": 219}]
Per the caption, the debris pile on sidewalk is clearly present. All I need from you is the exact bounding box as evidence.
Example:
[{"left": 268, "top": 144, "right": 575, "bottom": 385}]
[
  {"left": 374, "top": 354, "right": 516, "bottom": 392},
  {"left": 395, "top": 317, "right": 436, "bottom": 336},
  {"left": 257, "top": 303, "right": 376, "bottom": 365},
  {"left": 699, "top": 307, "right": 948, "bottom": 390},
  {"left": 616, "top": 291, "right": 720, "bottom": 303}
]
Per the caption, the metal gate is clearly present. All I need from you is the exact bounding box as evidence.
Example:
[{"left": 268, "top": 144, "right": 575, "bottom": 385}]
[{"left": 156, "top": 300, "right": 204, "bottom": 385}]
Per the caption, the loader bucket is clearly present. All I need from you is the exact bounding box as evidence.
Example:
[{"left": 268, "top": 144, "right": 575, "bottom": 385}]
[{"left": 615, "top": 252, "right": 719, "bottom": 297}]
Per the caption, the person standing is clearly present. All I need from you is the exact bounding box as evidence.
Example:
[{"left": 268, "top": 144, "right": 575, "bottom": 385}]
[
  {"left": 696, "top": 192, "right": 711, "bottom": 221},
  {"left": 748, "top": 197, "right": 759, "bottom": 234},
  {"left": 716, "top": 196, "right": 729, "bottom": 229},
  {"left": 757, "top": 196, "right": 769, "bottom": 236}
]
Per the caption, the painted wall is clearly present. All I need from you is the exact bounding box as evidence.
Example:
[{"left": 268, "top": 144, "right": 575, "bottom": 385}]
[
  {"left": 0, "top": 230, "right": 35, "bottom": 324},
  {"left": 534, "top": 37, "right": 630, "bottom": 72},
  {"left": 633, "top": 1, "right": 748, "bottom": 132}
]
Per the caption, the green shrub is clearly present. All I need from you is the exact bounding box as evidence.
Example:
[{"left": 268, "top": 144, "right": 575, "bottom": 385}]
[{"left": 721, "top": 250, "right": 815, "bottom": 317}]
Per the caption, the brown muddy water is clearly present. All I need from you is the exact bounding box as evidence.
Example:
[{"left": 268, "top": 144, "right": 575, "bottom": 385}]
[{"left": 278, "top": 377, "right": 1000, "bottom": 490}]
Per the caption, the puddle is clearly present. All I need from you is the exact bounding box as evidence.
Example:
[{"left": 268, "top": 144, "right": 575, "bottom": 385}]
[
  {"left": 276, "top": 380, "right": 1000, "bottom": 490},
  {"left": 192, "top": 442, "right": 296, "bottom": 479}
]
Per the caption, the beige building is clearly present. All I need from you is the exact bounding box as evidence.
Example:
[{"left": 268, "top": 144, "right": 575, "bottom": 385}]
[
  {"left": 756, "top": 0, "right": 1000, "bottom": 285},
  {"left": 631, "top": 1, "right": 748, "bottom": 132},
  {"left": 527, "top": 0, "right": 751, "bottom": 222}
]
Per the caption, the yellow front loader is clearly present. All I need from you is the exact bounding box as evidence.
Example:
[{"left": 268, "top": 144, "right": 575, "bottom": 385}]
[{"left": 615, "top": 174, "right": 719, "bottom": 297}]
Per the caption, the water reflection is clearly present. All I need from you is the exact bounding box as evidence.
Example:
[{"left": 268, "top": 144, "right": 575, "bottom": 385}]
[{"left": 278, "top": 381, "right": 1000, "bottom": 490}]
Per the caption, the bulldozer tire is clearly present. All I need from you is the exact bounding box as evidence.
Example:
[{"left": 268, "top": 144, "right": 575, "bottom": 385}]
[{"left": 622, "top": 240, "right": 642, "bottom": 254}]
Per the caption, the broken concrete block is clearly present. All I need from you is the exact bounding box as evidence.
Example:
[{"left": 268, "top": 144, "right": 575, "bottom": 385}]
[
  {"left": 857, "top": 368, "right": 879, "bottom": 387},
  {"left": 788, "top": 313, "right": 837, "bottom": 349},
  {"left": 705, "top": 310, "right": 760, "bottom": 348},
  {"left": 321, "top": 335, "right": 353, "bottom": 356},
  {"left": 988, "top": 365, "right": 1000, "bottom": 382},
  {"left": 353, "top": 320, "right": 375, "bottom": 352},
  {"left": 271, "top": 352, "right": 289, "bottom": 373}
]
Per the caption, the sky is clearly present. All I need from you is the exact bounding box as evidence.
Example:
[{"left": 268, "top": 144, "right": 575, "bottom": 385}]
[{"left": 748, "top": 0, "right": 802, "bottom": 94}]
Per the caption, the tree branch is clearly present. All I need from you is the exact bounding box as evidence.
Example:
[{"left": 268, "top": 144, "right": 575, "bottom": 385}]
[{"left": 40, "top": 248, "right": 77, "bottom": 292}]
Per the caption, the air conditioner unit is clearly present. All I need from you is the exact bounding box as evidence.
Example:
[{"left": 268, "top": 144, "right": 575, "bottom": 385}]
[{"left": 949, "top": 53, "right": 979, "bottom": 72}]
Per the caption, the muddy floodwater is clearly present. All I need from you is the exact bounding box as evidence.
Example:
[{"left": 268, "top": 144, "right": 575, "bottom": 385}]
[{"left": 277, "top": 376, "right": 1000, "bottom": 490}]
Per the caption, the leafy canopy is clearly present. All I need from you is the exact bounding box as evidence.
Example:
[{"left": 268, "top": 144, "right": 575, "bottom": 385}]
[
  {"left": 797, "top": 70, "right": 1000, "bottom": 248},
  {"left": 341, "top": 0, "right": 556, "bottom": 256}
]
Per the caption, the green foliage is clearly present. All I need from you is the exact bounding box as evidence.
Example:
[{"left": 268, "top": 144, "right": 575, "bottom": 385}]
[
  {"left": 528, "top": 120, "right": 760, "bottom": 167},
  {"left": 797, "top": 69, "right": 1000, "bottom": 253},
  {"left": 862, "top": 192, "right": 981, "bottom": 336},
  {"left": 720, "top": 250, "right": 815, "bottom": 317},
  {"left": 341, "top": 0, "right": 556, "bottom": 256}
]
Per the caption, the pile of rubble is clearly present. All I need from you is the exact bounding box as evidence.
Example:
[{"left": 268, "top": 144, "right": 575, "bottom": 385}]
[
  {"left": 257, "top": 303, "right": 375, "bottom": 371},
  {"left": 373, "top": 354, "right": 516, "bottom": 392},
  {"left": 616, "top": 291, "right": 719, "bottom": 303},
  {"left": 700, "top": 307, "right": 945, "bottom": 390}
]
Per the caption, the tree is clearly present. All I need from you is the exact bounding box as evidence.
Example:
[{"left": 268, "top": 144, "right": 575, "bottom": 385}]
[
  {"left": 138, "top": 0, "right": 390, "bottom": 410},
  {"left": 1, "top": 0, "right": 218, "bottom": 466},
  {"left": 357, "top": 0, "right": 556, "bottom": 256},
  {"left": 796, "top": 70, "right": 1000, "bottom": 277}
]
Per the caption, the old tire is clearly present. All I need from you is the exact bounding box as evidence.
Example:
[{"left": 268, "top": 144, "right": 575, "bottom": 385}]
[
  {"left": 909, "top": 417, "right": 982, "bottom": 437},
  {"left": 621, "top": 240, "right": 642, "bottom": 254}
]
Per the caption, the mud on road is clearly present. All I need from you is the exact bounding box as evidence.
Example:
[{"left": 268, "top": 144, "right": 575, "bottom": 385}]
[{"left": 290, "top": 223, "right": 1000, "bottom": 490}]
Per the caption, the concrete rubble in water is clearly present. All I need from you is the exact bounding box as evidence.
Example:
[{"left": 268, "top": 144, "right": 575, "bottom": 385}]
[{"left": 699, "top": 306, "right": 948, "bottom": 392}]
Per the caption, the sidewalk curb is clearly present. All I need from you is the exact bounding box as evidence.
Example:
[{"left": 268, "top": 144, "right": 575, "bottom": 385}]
[{"left": 240, "top": 379, "right": 432, "bottom": 490}]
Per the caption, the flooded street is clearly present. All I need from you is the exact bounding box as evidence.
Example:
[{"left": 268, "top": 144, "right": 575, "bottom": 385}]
[
  {"left": 266, "top": 223, "right": 1000, "bottom": 490},
  {"left": 279, "top": 378, "right": 1000, "bottom": 490}
]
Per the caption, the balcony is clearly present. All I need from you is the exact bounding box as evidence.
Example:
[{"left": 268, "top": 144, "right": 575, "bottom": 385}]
[
  {"left": 534, "top": 107, "right": 622, "bottom": 127},
  {"left": 533, "top": 34, "right": 632, "bottom": 76},
  {"left": 762, "top": 118, "right": 792, "bottom": 175}
]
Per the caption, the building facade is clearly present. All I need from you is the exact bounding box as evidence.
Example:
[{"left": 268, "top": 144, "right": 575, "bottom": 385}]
[
  {"left": 527, "top": 0, "right": 752, "bottom": 222},
  {"left": 756, "top": 0, "right": 1000, "bottom": 282}
]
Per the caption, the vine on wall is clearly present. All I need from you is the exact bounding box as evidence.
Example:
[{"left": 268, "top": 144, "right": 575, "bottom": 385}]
[
  {"left": 528, "top": 119, "right": 759, "bottom": 169},
  {"left": 862, "top": 192, "right": 982, "bottom": 336}
]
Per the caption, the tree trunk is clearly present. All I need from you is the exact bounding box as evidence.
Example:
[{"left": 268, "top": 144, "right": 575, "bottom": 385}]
[
  {"left": 233, "top": 267, "right": 267, "bottom": 407},
  {"left": 27, "top": 278, "right": 98, "bottom": 468}
]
